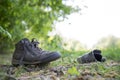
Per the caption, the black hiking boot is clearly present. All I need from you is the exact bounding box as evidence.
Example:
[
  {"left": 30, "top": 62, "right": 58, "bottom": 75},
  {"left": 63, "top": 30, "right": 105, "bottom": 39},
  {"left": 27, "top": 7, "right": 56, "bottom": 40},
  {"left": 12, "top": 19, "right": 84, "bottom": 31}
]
[
  {"left": 77, "top": 49, "right": 106, "bottom": 64},
  {"left": 12, "top": 38, "right": 61, "bottom": 66}
]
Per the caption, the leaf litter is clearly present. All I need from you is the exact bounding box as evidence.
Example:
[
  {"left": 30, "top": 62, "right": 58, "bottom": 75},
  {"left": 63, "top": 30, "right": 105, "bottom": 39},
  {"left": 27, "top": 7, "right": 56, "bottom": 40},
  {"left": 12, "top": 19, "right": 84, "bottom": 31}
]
[{"left": 0, "top": 60, "right": 120, "bottom": 80}]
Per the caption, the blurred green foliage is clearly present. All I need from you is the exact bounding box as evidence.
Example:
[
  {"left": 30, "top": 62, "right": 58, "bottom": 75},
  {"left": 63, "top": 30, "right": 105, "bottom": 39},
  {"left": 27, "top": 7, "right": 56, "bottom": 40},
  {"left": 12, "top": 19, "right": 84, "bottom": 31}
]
[
  {"left": 95, "top": 35, "right": 120, "bottom": 49},
  {"left": 0, "top": 0, "right": 78, "bottom": 53},
  {"left": 95, "top": 35, "right": 120, "bottom": 61},
  {"left": 0, "top": 0, "right": 120, "bottom": 63}
]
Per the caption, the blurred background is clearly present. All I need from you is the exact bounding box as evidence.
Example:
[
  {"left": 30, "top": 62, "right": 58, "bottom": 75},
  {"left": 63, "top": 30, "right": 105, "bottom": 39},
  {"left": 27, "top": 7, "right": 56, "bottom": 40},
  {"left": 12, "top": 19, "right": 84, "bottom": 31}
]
[{"left": 0, "top": 0, "right": 120, "bottom": 64}]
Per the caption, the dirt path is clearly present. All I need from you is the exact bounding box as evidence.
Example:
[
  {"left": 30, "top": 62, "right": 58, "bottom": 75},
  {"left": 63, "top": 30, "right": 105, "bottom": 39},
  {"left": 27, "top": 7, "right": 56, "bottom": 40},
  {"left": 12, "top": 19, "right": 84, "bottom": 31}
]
[{"left": 0, "top": 60, "right": 120, "bottom": 80}]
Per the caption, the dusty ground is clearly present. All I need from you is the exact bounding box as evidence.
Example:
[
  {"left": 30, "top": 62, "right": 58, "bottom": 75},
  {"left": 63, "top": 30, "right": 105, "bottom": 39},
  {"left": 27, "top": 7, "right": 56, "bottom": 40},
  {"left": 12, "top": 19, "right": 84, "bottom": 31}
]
[{"left": 0, "top": 60, "right": 120, "bottom": 80}]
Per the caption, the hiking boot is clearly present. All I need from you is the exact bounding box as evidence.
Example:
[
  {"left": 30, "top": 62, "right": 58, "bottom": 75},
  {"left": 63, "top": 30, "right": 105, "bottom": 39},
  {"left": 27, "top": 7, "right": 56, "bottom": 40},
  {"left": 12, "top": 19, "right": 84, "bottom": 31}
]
[
  {"left": 12, "top": 38, "right": 61, "bottom": 66},
  {"left": 77, "top": 49, "right": 106, "bottom": 64}
]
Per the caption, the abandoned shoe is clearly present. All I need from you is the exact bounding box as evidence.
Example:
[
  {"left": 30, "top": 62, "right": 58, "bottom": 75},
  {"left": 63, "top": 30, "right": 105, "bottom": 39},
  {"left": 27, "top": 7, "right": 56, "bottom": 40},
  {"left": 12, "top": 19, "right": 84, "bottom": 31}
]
[
  {"left": 77, "top": 49, "right": 106, "bottom": 64},
  {"left": 12, "top": 38, "right": 61, "bottom": 66}
]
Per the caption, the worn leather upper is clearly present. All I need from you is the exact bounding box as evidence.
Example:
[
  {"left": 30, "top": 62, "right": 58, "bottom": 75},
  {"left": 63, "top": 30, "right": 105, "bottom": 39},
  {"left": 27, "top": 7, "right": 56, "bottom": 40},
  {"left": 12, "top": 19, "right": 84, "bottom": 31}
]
[{"left": 12, "top": 38, "right": 61, "bottom": 65}]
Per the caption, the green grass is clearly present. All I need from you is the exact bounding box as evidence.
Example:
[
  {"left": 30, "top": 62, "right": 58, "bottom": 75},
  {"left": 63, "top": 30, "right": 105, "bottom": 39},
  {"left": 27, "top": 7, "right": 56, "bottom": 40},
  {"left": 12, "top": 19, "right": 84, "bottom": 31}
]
[
  {"left": 0, "top": 53, "right": 12, "bottom": 65},
  {"left": 0, "top": 49, "right": 120, "bottom": 80},
  {"left": 103, "top": 47, "right": 120, "bottom": 61}
]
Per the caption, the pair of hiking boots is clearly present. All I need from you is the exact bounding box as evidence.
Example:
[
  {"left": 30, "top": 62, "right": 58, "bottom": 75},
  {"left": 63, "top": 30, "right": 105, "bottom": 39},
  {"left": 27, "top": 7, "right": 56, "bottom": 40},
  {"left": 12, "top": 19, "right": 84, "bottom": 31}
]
[{"left": 12, "top": 38, "right": 106, "bottom": 66}]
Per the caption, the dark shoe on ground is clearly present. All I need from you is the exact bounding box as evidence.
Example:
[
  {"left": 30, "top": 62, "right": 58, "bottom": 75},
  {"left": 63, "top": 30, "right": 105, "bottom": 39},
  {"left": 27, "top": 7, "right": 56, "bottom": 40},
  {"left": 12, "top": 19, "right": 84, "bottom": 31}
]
[
  {"left": 12, "top": 38, "right": 61, "bottom": 66},
  {"left": 77, "top": 49, "right": 106, "bottom": 64}
]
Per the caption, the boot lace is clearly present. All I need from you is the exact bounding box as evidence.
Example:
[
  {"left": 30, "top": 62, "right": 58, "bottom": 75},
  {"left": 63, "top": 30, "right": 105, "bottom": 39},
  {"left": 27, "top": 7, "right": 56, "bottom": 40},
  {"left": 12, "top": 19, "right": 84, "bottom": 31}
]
[
  {"left": 19, "top": 38, "right": 42, "bottom": 65},
  {"left": 31, "top": 38, "right": 42, "bottom": 51}
]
